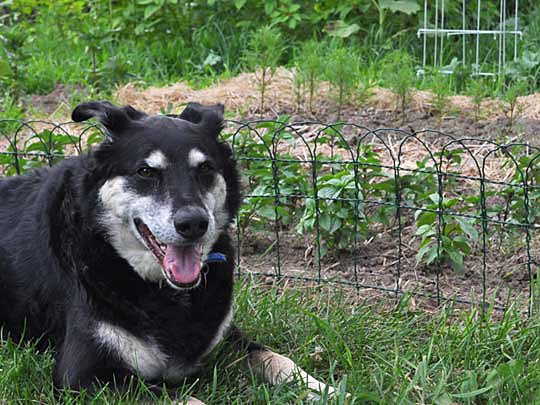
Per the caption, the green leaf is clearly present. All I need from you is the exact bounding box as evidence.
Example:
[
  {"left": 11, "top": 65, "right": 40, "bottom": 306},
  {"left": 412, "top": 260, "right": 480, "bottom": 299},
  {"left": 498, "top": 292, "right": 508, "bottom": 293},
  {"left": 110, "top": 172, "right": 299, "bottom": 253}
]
[
  {"left": 287, "top": 18, "right": 298, "bottom": 30},
  {"left": 415, "top": 224, "right": 431, "bottom": 236},
  {"left": 0, "top": 154, "right": 13, "bottom": 165},
  {"left": 143, "top": 4, "right": 161, "bottom": 20},
  {"left": 379, "top": 0, "right": 420, "bottom": 15},
  {"left": 429, "top": 193, "right": 443, "bottom": 204},
  {"left": 456, "top": 217, "right": 479, "bottom": 241},
  {"left": 319, "top": 214, "right": 331, "bottom": 231},
  {"left": 416, "top": 211, "right": 437, "bottom": 226},
  {"left": 453, "top": 236, "right": 472, "bottom": 254},
  {"left": 257, "top": 205, "right": 276, "bottom": 221},
  {"left": 336, "top": 208, "right": 350, "bottom": 219},
  {"left": 318, "top": 187, "right": 338, "bottom": 199},
  {"left": 235, "top": 0, "right": 247, "bottom": 10},
  {"left": 25, "top": 142, "right": 48, "bottom": 153},
  {"left": 329, "top": 218, "right": 341, "bottom": 233},
  {"left": 452, "top": 386, "right": 493, "bottom": 399},
  {"left": 203, "top": 52, "right": 222, "bottom": 67},
  {"left": 86, "top": 133, "right": 104, "bottom": 147},
  {"left": 416, "top": 242, "right": 438, "bottom": 265},
  {"left": 326, "top": 21, "right": 360, "bottom": 38},
  {"left": 0, "top": 58, "right": 13, "bottom": 77},
  {"left": 446, "top": 248, "right": 464, "bottom": 272}
]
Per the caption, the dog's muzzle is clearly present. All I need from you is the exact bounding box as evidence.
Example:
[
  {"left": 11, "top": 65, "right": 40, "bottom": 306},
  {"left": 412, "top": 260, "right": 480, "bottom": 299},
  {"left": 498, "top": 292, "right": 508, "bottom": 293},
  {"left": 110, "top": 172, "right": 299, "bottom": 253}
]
[{"left": 134, "top": 212, "right": 208, "bottom": 289}]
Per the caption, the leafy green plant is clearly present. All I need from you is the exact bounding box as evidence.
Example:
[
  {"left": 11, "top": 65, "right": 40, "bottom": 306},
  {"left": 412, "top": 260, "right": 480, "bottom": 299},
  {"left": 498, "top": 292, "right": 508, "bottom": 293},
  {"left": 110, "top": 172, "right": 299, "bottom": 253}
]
[
  {"left": 449, "top": 59, "right": 472, "bottom": 93},
  {"left": 239, "top": 155, "right": 307, "bottom": 234},
  {"left": 490, "top": 152, "right": 540, "bottom": 233},
  {"left": 297, "top": 144, "right": 392, "bottom": 257},
  {"left": 0, "top": 128, "right": 81, "bottom": 176},
  {"left": 114, "top": 0, "right": 187, "bottom": 37},
  {"left": 297, "top": 167, "right": 363, "bottom": 257},
  {"left": 382, "top": 50, "right": 416, "bottom": 125},
  {"left": 415, "top": 194, "right": 479, "bottom": 273},
  {"left": 399, "top": 157, "right": 437, "bottom": 205},
  {"left": 243, "top": 26, "right": 284, "bottom": 114},
  {"left": 264, "top": 0, "right": 305, "bottom": 30},
  {"left": 371, "top": 0, "right": 420, "bottom": 42},
  {"left": 227, "top": 121, "right": 307, "bottom": 236},
  {"left": 506, "top": 49, "right": 540, "bottom": 86},
  {"left": 0, "top": 22, "right": 30, "bottom": 94}
]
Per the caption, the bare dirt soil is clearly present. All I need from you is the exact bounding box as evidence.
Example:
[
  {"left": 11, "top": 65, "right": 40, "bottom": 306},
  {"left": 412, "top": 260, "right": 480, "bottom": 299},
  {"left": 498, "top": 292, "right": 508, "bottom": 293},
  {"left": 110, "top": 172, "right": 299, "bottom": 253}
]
[{"left": 16, "top": 69, "right": 540, "bottom": 311}]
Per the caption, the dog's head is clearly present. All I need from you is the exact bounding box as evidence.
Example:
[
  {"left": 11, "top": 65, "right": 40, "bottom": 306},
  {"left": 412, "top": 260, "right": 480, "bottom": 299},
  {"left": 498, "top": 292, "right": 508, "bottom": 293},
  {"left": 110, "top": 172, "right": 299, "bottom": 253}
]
[{"left": 72, "top": 101, "right": 239, "bottom": 290}]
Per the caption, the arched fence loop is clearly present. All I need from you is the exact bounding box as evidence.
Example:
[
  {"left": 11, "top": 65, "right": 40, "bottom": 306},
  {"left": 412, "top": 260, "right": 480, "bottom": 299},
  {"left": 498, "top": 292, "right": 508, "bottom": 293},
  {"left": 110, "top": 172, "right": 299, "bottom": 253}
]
[{"left": 1, "top": 118, "right": 539, "bottom": 315}]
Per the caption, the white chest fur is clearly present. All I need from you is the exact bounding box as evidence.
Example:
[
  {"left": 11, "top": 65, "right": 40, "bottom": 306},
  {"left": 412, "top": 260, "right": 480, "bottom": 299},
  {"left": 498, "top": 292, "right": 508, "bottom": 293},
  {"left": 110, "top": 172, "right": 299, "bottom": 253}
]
[{"left": 95, "top": 306, "right": 233, "bottom": 382}]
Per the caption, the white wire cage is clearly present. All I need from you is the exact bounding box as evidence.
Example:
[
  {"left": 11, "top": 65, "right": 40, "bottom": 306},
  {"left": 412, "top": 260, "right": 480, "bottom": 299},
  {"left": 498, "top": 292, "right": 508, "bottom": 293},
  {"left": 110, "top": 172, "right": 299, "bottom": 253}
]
[{"left": 417, "top": 0, "right": 523, "bottom": 78}]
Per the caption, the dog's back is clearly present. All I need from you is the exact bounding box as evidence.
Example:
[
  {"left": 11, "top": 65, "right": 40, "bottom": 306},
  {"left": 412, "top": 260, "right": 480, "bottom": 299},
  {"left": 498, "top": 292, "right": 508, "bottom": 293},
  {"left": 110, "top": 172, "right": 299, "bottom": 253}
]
[{"left": 0, "top": 161, "right": 83, "bottom": 344}]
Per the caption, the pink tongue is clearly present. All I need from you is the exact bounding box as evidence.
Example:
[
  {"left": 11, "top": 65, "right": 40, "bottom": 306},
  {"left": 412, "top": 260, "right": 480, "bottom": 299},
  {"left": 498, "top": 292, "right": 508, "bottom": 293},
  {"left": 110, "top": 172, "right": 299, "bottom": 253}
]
[{"left": 163, "top": 245, "right": 201, "bottom": 285}]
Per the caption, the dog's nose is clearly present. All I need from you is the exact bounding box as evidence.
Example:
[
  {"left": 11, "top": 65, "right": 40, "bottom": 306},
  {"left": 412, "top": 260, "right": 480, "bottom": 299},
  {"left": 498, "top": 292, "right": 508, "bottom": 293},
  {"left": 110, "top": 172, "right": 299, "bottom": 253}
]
[{"left": 174, "top": 207, "right": 209, "bottom": 241}]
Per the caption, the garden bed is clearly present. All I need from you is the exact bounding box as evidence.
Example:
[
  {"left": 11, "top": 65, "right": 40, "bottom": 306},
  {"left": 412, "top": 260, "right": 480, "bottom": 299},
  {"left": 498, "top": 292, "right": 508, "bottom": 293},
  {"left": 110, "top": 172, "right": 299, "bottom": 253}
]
[{"left": 6, "top": 70, "right": 540, "bottom": 312}]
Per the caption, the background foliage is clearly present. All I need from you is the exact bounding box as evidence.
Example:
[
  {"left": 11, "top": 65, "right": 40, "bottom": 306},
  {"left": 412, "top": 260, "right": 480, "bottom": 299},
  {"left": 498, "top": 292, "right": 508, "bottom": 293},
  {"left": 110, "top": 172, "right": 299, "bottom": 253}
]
[{"left": 2, "top": 0, "right": 540, "bottom": 107}]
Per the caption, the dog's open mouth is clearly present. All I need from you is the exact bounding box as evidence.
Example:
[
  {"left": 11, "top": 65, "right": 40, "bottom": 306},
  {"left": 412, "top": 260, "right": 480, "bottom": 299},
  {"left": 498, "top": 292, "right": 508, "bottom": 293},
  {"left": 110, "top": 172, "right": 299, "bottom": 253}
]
[{"left": 134, "top": 218, "right": 202, "bottom": 289}]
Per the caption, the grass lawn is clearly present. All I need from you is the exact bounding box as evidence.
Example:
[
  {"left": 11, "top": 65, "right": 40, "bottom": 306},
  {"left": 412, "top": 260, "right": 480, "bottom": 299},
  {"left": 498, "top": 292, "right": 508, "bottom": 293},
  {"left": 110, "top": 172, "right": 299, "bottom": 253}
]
[{"left": 1, "top": 275, "right": 540, "bottom": 404}]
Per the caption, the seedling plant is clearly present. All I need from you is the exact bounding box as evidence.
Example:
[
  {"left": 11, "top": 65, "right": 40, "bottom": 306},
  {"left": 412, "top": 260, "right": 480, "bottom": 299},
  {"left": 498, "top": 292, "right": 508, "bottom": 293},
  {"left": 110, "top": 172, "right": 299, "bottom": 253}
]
[{"left": 243, "top": 26, "right": 284, "bottom": 114}]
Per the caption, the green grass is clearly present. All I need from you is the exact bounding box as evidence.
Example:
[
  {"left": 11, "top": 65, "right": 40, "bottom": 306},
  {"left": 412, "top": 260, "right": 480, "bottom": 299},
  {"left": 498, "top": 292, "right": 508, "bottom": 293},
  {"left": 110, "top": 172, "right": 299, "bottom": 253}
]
[{"left": 2, "top": 275, "right": 540, "bottom": 404}]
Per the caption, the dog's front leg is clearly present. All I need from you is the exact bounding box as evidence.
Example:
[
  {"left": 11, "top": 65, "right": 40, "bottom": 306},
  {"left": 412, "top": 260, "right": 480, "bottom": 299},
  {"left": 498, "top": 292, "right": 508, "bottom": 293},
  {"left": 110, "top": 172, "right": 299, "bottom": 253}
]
[
  {"left": 227, "top": 326, "right": 341, "bottom": 399},
  {"left": 248, "top": 350, "right": 337, "bottom": 398}
]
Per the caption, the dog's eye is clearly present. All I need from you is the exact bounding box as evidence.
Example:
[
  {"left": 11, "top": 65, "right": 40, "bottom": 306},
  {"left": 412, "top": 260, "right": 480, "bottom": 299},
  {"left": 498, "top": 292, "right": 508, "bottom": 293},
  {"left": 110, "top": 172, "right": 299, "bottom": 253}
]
[
  {"left": 198, "top": 161, "right": 214, "bottom": 175},
  {"left": 197, "top": 161, "right": 215, "bottom": 187},
  {"left": 137, "top": 167, "right": 161, "bottom": 179}
]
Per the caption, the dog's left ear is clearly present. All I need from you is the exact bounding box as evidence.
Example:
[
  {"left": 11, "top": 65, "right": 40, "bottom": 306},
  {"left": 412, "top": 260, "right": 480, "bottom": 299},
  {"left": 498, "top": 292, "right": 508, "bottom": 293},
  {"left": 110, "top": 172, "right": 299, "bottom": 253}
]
[
  {"left": 72, "top": 101, "right": 147, "bottom": 133},
  {"left": 178, "top": 102, "right": 224, "bottom": 136}
]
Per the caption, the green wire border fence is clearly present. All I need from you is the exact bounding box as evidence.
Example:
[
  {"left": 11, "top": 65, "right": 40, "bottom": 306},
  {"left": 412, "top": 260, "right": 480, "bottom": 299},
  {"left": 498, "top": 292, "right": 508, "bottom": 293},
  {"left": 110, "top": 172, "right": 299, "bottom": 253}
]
[{"left": 1, "top": 118, "right": 539, "bottom": 314}]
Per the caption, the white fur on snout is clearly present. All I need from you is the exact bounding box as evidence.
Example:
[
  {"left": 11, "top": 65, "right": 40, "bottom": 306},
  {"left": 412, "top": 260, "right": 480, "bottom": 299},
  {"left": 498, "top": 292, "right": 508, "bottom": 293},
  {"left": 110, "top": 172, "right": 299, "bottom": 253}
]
[
  {"left": 145, "top": 150, "right": 168, "bottom": 169},
  {"left": 188, "top": 148, "right": 207, "bottom": 167},
  {"left": 99, "top": 177, "right": 178, "bottom": 282},
  {"left": 98, "top": 175, "right": 224, "bottom": 285}
]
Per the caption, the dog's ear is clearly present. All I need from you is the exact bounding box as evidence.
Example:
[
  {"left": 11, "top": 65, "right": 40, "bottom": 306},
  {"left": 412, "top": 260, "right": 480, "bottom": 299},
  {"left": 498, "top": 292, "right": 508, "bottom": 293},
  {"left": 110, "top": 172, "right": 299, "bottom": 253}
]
[
  {"left": 72, "top": 101, "right": 147, "bottom": 133},
  {"left": 178, "top": 102, "right": 224, "bottom": 135}
]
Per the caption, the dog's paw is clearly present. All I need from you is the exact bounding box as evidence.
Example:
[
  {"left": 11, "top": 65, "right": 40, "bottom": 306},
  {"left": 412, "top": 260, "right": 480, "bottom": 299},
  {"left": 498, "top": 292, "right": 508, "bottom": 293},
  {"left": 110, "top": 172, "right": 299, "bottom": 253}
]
[
  {"left": 174, "top": 397, "right": 207, "bottom": 405},
  {"left": 305, "top": 389, "right": 352, "bottom": 404}
]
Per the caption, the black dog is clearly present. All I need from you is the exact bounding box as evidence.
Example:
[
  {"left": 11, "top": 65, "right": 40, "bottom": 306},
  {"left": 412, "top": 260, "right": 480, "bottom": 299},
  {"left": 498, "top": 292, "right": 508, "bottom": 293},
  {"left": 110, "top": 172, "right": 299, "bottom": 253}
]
[{"left": 0, "top": 101, "right": 340, "bottom": 403}]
